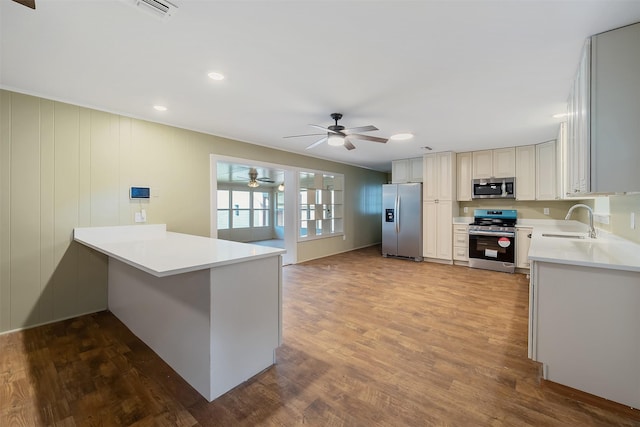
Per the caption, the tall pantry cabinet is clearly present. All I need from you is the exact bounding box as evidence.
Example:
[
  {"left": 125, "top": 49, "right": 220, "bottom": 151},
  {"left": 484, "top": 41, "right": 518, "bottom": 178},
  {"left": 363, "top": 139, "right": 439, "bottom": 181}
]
[{"left": 423, "top": 152, "right": 457, "bottom": 262}]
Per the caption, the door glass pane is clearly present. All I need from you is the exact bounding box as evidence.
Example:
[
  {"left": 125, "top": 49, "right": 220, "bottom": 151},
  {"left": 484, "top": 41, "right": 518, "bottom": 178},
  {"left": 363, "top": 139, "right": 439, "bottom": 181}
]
[
  {"left": 253, "top": 210, "right": 269, "bottom": 227},
  {"left": 253, "top": 192, "right": 270, "bottom": 209},
  {"left": 217, "top": 210, "right": 229, "bottom": 229},
  {"left": 276, "top": 192, "right": 284, "bottom": 227},
  {"left": 232, "top": 190, "right": 250, "bottom": 209},
  {"left": 217, "top": 190, "right": 229, "bottom": 209},
  {"left": 232, "top": 210, "right": 250, "bottom": 228}
]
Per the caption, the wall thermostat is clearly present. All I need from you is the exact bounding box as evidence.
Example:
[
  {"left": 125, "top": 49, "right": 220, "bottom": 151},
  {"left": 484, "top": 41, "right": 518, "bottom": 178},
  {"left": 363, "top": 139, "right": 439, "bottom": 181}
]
[{"left": 130, "top": 186, "right": 150, "bottom": 199}]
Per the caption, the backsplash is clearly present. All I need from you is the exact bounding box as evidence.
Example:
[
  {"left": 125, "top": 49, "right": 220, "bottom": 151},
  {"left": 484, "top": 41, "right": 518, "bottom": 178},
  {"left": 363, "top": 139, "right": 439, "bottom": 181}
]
[
  {"left": 458, "top": 194, "right": 640, "bottom": 244},
  {"left": 458, "top": 200, "right": 581, "bottom": 221},
  {"left": 610, "top": 193, "right": 640, "bottom": 244}
]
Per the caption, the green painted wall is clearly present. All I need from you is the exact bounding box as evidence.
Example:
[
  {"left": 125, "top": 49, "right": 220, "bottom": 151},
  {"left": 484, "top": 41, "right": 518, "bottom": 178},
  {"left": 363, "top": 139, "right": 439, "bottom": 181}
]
[{"left": 0, "top": 89, "right": 387, "bottom": 332}]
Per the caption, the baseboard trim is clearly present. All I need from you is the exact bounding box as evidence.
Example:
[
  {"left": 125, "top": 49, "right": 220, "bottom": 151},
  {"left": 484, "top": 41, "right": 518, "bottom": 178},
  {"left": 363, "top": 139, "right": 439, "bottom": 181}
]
[
  {"left": 0, "top": 308, "right": 107, "bottom": 336},
  {"left": 541, "top": 379, "right": 640, "bottom": 420}
]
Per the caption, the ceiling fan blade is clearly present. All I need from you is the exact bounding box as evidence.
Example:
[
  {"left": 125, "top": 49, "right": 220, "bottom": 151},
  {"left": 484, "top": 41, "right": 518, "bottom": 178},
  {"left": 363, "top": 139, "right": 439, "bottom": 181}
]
[
  {"left": 343, "top": 125, "right": 378, "bottom": 134},
  {"left": 348, "top": 134, "right": 388, "bottom": 143},
  {"left": 283, "top": 133, "right": 325, "bottom": 139},
  {"left": 306, "top": 137, "right": 327, "bottom": 150},
  {"left": 12, "top": 0, "right": 35, "bottom": 9},
  {"left": 344, "top": 140, "right": 356, "bottom": 150},
  {"left": 309, "top": 124, "right": 341, "bottom": 134}
]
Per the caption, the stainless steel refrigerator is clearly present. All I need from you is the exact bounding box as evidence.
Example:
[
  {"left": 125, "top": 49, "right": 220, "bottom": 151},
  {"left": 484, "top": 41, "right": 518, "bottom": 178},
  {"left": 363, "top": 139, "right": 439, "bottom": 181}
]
[{"left": 382, "top": 183, "right": 423, "bottom": 261}]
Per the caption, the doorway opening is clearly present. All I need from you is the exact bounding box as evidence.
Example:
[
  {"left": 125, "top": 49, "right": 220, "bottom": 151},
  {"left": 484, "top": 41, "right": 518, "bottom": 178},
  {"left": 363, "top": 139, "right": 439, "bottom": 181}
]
[{"left": 210, "top": 155, "right": 296, "bottom": 265}]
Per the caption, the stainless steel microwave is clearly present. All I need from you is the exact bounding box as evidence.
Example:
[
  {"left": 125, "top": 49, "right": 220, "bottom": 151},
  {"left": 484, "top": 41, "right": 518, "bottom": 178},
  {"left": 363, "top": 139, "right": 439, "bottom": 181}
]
[{"left": 472, "top": 177, "right": 515, "bottom": 199}]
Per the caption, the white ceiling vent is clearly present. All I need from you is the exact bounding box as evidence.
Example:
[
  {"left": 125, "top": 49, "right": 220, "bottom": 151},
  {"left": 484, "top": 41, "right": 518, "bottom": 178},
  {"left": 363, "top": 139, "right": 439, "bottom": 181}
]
[{"left": 122, "top": 0, "right": 178, "bottom": 21}]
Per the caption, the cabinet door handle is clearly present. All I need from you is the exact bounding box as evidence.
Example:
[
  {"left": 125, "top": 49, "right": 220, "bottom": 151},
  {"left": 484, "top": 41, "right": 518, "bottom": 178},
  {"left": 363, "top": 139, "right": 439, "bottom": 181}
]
[{"left": 527, "top": 234, "right": 532, "bottom": 238}]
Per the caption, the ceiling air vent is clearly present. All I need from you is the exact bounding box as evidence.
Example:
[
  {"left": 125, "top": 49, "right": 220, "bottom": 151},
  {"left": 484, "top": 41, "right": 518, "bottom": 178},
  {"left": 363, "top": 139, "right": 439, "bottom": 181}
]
[{"left": 122, "top": 0, "right": 178, "bottom": 21}]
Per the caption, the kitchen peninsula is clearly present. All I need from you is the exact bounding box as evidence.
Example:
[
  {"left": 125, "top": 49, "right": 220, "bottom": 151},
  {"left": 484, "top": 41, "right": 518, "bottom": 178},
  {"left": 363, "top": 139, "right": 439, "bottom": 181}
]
[{"left": 74, "top": 224, "right": 285, "bottom": 402}]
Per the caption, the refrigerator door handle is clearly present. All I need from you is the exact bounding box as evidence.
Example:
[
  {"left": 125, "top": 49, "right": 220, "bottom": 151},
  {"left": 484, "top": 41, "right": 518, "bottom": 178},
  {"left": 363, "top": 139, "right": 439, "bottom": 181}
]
[{"left": 396, "top": 196, "right": 400, "bottom": 234}]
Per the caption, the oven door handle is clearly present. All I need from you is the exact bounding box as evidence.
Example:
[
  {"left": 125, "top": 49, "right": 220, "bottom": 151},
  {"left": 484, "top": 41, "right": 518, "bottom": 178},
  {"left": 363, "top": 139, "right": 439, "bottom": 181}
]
[{"left": 468, "top": 230, "right": 515, "bottom": 238}]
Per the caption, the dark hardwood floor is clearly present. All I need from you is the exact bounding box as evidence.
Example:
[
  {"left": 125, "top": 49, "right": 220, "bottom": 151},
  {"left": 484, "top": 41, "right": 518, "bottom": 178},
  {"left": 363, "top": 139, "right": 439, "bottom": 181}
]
[{"left": 1, "top": 245, "right": 638, "bottom": 426}]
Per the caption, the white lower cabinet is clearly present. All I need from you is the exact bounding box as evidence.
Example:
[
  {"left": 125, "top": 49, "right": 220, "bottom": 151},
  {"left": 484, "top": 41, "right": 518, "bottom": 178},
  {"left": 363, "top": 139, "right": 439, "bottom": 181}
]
[
  {"left": 516, "top": 227, "right": 532, "bottom": 269},
  {"left": 423, "top": 201, "right": 453, "bottom": 261},
  {"left": 529, "top": 261, "right": 640, "bottom": 409},
  {"left": 452, "top": 224, "right": 468, "bottom": 261}
]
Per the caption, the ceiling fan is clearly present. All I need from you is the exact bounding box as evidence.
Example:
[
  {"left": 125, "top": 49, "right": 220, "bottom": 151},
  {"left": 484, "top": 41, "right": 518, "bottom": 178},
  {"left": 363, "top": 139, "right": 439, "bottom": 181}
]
[
  {"left": 246, "top": 168, "right": 275, "bottom": 188},
  {"left": 12, "top": 0, "right": 36, "bottom": 9},
  {"left": 284, "top": 113, "right": 388, "bottom": 150}
]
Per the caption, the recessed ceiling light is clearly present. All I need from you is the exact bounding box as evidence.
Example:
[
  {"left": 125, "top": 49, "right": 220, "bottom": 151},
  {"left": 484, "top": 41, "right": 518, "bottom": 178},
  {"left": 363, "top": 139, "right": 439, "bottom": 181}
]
[
  {"left": 390, "top": 133, "right": 414, "bottom": 141},
  {"left": 208, "top": 72, "right": 225, "bottom": 81},
  {"left": 552, "top": 113, "right": 568, "bottom": 118},
  {"left": 153, "top": 105, "right": 167, "bottom": 111}
]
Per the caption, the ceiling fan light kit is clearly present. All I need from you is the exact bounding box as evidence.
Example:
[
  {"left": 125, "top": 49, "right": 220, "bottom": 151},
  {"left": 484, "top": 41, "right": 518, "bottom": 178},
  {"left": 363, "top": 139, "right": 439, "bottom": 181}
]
[
  {"left": 248, "top": 168, "right": 260, "bottom": 188},
  {"left": 327, "top": 135, "right": 345, "bottom": 146}
]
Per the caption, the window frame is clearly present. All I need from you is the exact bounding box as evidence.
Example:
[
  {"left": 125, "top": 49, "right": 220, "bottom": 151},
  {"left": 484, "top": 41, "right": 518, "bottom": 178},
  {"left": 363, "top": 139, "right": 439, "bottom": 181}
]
[
  {"left": 217, "top": 187, "right": 272, "bottom": 230},
  {"left": 297, "top": 170, "right": 344, "bottom": 242}
]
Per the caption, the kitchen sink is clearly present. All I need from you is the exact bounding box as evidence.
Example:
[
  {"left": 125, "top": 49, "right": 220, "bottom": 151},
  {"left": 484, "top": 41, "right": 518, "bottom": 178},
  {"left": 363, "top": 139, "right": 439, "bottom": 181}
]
[{"left": 541, "top": 233, "right": 587, "bottom": 239}]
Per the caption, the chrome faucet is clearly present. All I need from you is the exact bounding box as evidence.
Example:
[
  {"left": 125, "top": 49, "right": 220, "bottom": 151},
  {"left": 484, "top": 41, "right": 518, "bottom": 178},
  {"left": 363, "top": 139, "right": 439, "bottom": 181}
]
[{"left": 565, "top": 204, "right": 597, "bottom": 239}]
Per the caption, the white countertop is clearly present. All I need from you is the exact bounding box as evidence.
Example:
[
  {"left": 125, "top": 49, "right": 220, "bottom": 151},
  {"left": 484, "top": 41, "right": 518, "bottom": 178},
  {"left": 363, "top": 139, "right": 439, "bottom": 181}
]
[
  {"left": 74, "top": 224, "right": 285, "bottom": 277},
  {"left": 527, "top": 221, "right": 640, "bottom": 272},
  {"left": 517, "top": 219, "right": 571, "bottom": 228},
  {"left": 453, "top": 216, "right": 472, "bottom": 225}
]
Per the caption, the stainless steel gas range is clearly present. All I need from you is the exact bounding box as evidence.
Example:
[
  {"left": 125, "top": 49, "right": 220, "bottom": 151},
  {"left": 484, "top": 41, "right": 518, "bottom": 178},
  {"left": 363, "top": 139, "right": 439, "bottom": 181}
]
[{"left": 468, "top": 209, "right": 517, "bottom": 273}]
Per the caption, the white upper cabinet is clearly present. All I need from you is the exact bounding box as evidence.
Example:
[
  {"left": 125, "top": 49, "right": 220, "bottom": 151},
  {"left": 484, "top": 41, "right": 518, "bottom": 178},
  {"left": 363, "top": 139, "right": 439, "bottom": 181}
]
[
  {"left": 409, "top": 157, "right": 423, "bottom": 183},
  {"left": 566, "top": 40, "right": 591, "bottom": 195},
  {"left": 590, "top": 23, "right": 640, "bottom": 193},
  {"left": 472, "top": 148, "right": 515, "bottom": 179},
  {"left": 493, "top": 147, "right": 516, "bottom": 178},
  {"left": 472, "top": 150, "right": 493, "bottom": 179},
  {"left": 515, "top": 145, "right": 536, "bottom": 201},
  {"left": 423, "top": 152, "right": 455, "bottom": 201},
  {"left": 392, "top": 158, "right": 423, "bottom": 183},
  {"left": 456, "top": 152, "right": 472, "bottom": 201},
  {"left": 556, "top": 122, "right": 569, "bottom": 199},
  {"left": 536, "top": 140, "right": 558, "bottom": 200},
  {"left": 566, "top": 23, "right": 640, "bottom": 194},
  {"left": 391, "top": 159, "right": 409, "bottom": 183}
]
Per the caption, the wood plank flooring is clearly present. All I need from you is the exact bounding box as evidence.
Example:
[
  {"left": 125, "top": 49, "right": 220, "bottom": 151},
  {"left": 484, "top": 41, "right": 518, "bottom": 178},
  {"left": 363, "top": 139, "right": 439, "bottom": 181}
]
[{"left": 1, "top": 245, "right": 639, "bottom": 426}]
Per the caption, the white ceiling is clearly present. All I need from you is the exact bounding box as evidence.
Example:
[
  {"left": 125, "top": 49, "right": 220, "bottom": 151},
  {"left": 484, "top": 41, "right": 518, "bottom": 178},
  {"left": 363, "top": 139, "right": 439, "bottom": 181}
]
[{"left": 3, "top": 0, "right": 640, "bottom": 172}]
